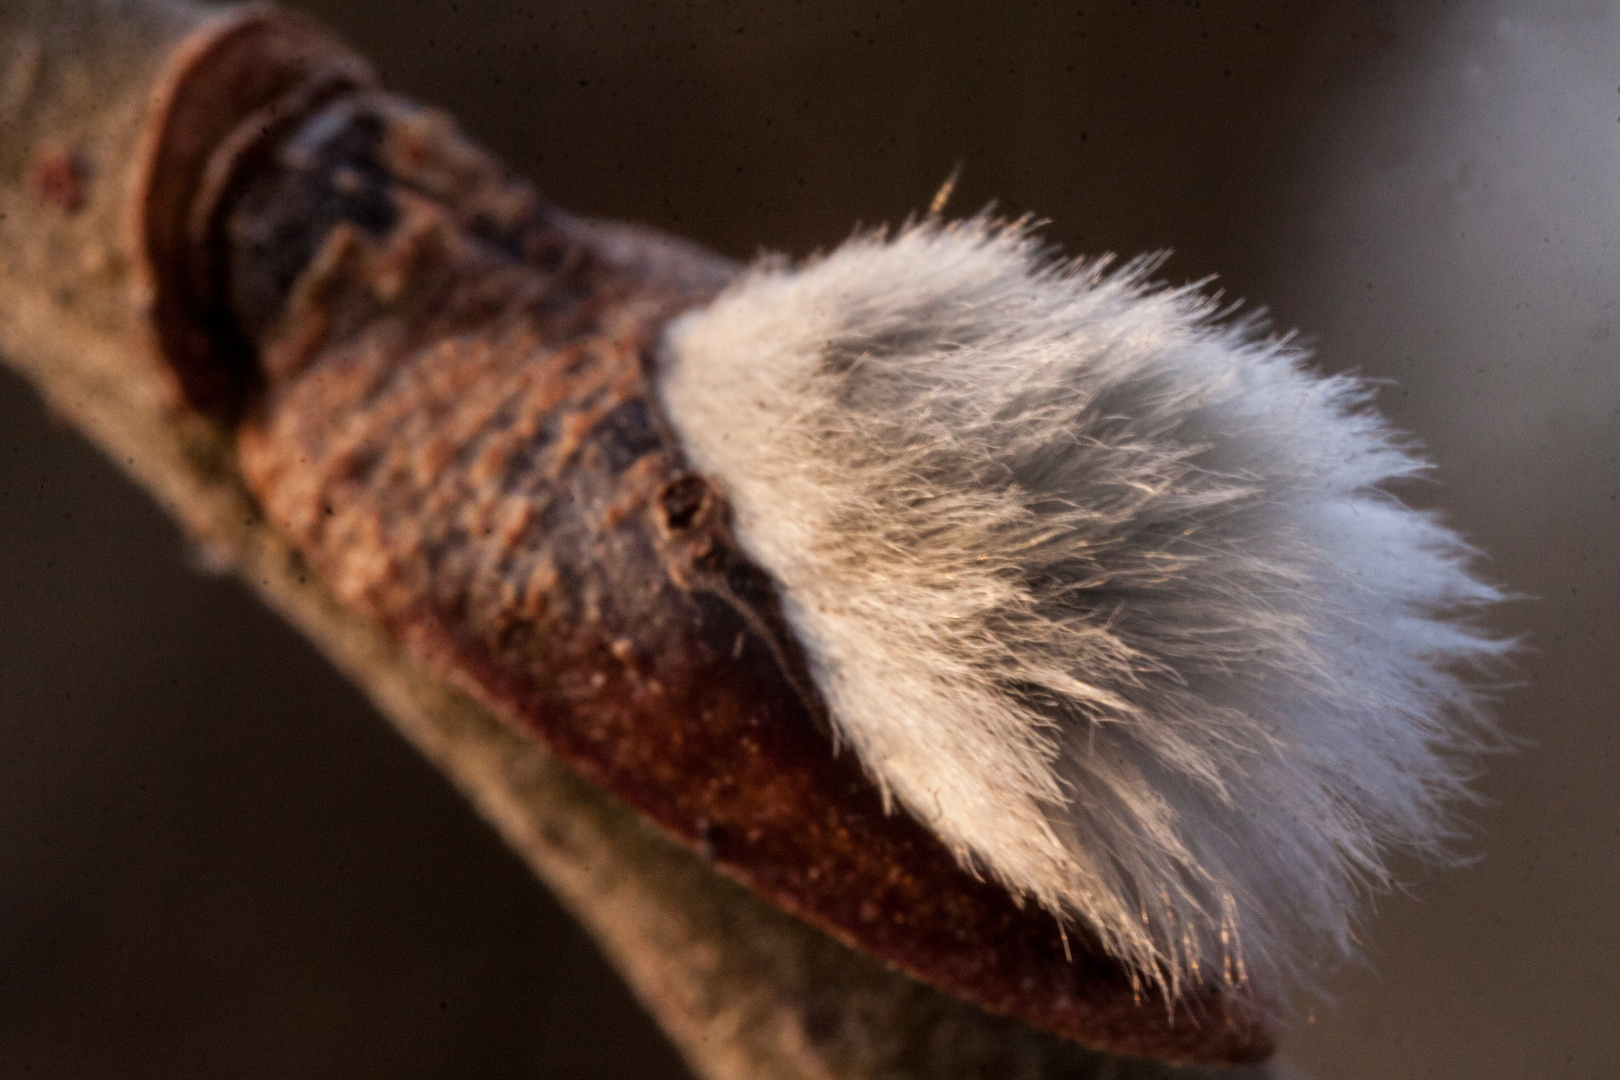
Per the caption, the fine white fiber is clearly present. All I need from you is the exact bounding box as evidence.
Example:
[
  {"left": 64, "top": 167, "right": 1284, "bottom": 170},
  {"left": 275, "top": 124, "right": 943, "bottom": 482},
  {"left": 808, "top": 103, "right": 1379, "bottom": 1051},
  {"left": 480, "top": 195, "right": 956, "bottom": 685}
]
[{"left": 655, "top": 216, "right": 1508, "bottom": 999}]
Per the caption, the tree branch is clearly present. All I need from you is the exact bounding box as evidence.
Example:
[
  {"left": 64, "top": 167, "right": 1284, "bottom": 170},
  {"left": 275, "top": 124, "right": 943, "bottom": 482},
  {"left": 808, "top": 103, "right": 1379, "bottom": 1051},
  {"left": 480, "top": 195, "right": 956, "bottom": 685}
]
[{"left": 0, "top": 3, "right": 1277, "bottom": 1076}]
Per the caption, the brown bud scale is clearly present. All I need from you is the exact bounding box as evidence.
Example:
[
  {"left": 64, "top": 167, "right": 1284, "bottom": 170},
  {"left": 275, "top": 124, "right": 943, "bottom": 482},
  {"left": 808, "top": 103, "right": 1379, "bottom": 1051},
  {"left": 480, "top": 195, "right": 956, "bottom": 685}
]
[{"left": 138, "top": 9, "right": 1273, "bottom": 1066}]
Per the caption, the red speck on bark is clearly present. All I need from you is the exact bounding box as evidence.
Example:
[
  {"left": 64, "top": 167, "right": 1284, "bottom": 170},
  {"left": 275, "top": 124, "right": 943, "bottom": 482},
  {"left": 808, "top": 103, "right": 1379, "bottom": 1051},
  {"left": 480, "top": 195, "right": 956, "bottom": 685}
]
[{"left": 30, "top": 149, "right": 87, "bottom": 213}]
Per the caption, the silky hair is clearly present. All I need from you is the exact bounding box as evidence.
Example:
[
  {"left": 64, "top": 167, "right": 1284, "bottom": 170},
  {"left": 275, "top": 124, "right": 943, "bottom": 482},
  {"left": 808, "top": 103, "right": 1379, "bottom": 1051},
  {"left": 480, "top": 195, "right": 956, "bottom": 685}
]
[{"left": 656, "top": 216, "right": 1507, "bottom": 998}]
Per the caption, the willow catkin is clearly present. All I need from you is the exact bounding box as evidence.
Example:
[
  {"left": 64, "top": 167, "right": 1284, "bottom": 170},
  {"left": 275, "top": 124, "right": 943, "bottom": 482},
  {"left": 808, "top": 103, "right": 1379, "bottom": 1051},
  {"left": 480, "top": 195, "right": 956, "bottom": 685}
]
[{"left": 659, "top": 217, "right": 1510, "bottom": 998}]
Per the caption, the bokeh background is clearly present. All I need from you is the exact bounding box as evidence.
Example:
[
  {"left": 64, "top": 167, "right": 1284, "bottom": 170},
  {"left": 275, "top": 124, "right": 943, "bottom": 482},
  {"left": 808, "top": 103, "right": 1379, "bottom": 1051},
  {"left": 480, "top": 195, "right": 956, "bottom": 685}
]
[{"left": 2, "top": 1, "right": 1616, "bottom": 1077}]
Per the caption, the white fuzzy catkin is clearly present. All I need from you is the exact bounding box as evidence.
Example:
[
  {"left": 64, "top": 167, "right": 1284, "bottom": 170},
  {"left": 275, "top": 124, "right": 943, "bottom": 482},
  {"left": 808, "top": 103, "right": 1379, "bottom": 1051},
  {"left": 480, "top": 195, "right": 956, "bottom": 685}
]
[{"left": 655, "top": 217, "right": 1507, "bottom": 998}]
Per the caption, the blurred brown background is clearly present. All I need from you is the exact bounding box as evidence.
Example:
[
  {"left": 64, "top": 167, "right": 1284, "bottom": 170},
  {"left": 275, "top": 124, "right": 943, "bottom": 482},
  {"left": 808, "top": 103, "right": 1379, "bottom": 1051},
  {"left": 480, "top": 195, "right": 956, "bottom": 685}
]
[{"left": 2, "top": 1, "right": 1616, "bottom": 1077}]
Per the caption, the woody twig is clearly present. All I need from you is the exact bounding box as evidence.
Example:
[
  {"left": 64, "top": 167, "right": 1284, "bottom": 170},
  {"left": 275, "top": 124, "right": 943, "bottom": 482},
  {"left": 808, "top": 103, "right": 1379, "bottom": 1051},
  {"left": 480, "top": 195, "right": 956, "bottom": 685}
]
[{"left": 0, "top": 4, "right": 1277, "bottom": 1077}]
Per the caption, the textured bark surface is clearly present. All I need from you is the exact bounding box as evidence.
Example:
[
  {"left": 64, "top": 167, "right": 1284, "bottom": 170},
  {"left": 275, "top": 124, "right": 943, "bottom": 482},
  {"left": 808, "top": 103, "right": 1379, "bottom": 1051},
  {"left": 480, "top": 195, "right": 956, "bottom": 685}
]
[
  {"left": 0, "top": 2, "right": 1282, "bottom": 1077},
  {"left": 231, "top": 133, "right": 1267, "bottom": 1060}
]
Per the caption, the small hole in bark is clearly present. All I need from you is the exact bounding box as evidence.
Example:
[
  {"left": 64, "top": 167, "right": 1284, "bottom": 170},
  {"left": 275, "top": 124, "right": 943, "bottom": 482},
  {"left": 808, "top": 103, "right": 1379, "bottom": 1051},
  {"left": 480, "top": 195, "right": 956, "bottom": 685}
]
[
  {"left": 657, "top": 473, "right": 711, "bottom": 532},
  {"left": 800, "top": 1002, "right": 842, "bottom": 1047}
]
